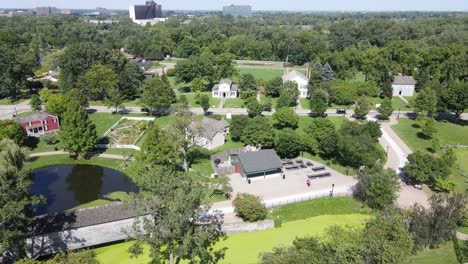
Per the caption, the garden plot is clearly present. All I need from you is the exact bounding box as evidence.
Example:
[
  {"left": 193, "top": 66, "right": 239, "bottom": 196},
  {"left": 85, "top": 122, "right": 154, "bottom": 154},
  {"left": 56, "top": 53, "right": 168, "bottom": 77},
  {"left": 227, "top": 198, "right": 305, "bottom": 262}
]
[{"left": 99, "top": 117, "right": 154, "bottom": 150}]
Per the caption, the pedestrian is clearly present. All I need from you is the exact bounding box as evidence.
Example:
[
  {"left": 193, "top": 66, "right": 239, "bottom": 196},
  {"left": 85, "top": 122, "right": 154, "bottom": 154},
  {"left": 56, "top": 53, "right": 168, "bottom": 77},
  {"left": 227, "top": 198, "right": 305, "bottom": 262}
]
[{"left": 306, "top": 179, "right": 311, "bottom": 187}]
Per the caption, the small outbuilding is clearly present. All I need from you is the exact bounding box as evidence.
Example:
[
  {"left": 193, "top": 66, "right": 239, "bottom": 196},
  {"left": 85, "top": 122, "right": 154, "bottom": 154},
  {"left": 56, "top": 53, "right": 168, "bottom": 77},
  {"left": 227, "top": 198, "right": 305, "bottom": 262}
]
[
  {"left": 236, "top": 149, "right": 283, "bottom": 178},
  {"left": 193, "top": 117, "right": 230, "bottom": 150},
  {"left": 392, "top": 73, "right": 416, "bottom": 96}
]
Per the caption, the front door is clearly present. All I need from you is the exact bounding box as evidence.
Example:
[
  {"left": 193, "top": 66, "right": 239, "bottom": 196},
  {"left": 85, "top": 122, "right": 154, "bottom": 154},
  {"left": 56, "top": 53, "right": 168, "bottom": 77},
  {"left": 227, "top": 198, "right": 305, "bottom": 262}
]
[
  {"left": 223, "top": 92, "right": 226, "bottom": 98},
  {"left": 399, "top": 90, "right": 402, "bottom": 95}
]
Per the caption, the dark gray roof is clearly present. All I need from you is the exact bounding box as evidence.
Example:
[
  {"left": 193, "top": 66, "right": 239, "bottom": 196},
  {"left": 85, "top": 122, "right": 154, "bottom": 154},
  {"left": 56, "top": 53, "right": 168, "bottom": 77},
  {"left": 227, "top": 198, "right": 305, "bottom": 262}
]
[
  {"left": 220, "top": 79, "right": 233, "bottom": 85},
  {"left": 212, "top": 80, "right": 239, "bottom": 92},
  {"left": 393, "top": 74, "right": 416, "bottom": 85},
  {"left": 238, "top": 149, "right": 283, "bottom": 174},
  {"left": 14, "top": 111, "right": 56, "bottom": 124},
  {"left": 199, "top": 117, "right": 229, "bottom": 140}
]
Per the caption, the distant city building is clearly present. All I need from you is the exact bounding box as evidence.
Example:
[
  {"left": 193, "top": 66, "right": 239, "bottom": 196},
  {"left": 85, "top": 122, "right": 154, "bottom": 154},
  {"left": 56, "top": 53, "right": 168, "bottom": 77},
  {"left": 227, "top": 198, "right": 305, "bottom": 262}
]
[
  {"left": 129, "top": 1, "right": 166, "bottom": 25},
  {"left": 36, "top": 6, "right": 57, "bottom": 16},
  {"left": 60, "top": 8, "right": 72, "bottom": 15},
  {"left": 392, "top": 73, "right": 416, "bottom": 96},
  {"left": 223, "top": 4, "right": 252, "bottom": 17}
]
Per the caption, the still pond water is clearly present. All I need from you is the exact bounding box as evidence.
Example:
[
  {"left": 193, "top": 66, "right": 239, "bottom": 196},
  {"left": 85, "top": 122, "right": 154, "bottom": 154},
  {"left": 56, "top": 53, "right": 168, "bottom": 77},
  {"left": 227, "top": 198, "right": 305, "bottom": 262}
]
[{"left": 31, "top": 164, "right": 139, "bottom": 215}]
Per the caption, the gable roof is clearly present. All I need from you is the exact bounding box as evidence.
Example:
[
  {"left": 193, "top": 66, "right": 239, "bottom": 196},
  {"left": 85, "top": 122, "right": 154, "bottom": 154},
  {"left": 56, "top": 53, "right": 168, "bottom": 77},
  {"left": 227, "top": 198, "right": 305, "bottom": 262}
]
[
  {"left": 393, "top": 74, "right": 416, "bottom": 85},
  {"left": 238, "top": 149, "right": 283, "bottom": 174},
  {"left": 198, "top": 117, "right": 230, "bottom": 140},
  {"left": 212, "top": 79, "right": 239, "bottom": 92},
  {"left": 14, "top": 111, "right": 56, "bottom": 124},
  {"left": 282, "top": 70, "right": 308, "bottom": 83},
  {"left": 219, "top": 79, "right": 233, "bottom": 86}
]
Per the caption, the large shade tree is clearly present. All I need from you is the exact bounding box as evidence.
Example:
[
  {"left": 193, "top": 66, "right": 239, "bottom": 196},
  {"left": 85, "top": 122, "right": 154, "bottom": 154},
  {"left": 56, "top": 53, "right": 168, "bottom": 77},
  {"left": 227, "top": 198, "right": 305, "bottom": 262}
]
[{"left": 0, "top": 139, "right": 43, "bottom": 261}]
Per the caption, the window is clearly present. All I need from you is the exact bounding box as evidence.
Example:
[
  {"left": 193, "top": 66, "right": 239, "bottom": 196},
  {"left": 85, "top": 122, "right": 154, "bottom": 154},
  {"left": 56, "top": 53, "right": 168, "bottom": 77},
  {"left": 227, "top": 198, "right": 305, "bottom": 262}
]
[
  {"left": 53, "top": 118, "right": 57, "bottom": 123},
  {"left": 43, "top": 120, "right": 47, "bottom": 125},
  {"left": 230, "top": 92, "right": 236, "bottom": 96},
  {"left": 28, "top": 122, "right": 32, "bottom": 126},
  {"left": 45, "top": 125, "right": 48, "bottom": 130},
  {"left": 213, "top": 92, "right": 218, "bottom": 96}
]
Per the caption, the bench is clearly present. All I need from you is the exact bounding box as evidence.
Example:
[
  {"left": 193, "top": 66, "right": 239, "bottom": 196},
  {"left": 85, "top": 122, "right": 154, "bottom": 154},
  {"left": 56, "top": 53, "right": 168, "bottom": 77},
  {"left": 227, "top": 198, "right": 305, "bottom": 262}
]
[
  {"left": 306, "top": 161, "right": 313, "bottom": 167},
  {"left": 300, "top": 164, "right": 307, "bottom": 169},
  {"left": 282, "top": 161, "right": 294, "bottom": 165},
  {"left": 285, "top": 165, "right": 299, "bottom": 170},
  {"left": 312, "top": 166, "right": 326, "bottom": 172},
  {"left": 307, "top": 172, "right": 332, "bottom": 179}
]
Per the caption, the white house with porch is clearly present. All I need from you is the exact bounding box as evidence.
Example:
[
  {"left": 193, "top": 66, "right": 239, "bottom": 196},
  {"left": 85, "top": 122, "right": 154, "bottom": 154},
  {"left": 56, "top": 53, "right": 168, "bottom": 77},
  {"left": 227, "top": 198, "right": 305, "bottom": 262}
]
[
  {"left": 212, "top": 79, "right": 239, "bottom": 99},
  {"left": 392, "top": 73, "right": 416, "bottom": 96},
  {"left": 282, "top": 70, "right": 309, "bottom": 98}
]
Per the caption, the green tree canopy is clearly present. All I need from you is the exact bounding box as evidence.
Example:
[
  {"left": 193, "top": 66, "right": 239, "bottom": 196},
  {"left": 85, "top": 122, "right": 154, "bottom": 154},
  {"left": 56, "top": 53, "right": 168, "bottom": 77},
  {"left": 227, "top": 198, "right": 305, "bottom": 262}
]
[
  {"left": 0, "top": 139, "right": 43, "bottom": 261},
  {"left": 82, "top": 64, "right": 118, "bottom": 101},
  {"left": 354, "top": 95, "right": 372, "bottom": 119},
  {"left": 275, "top": 128, "right": 302, "bottom": 158},
  {"left": 233, "top": 193, "right": 267, "bottom": 222},
  {"left": 309, "top": 89, "right": 329, "bottom": 116},
  {"left": 241, "top": 116, "right": 274, "bottom": 148},
  {"left": 140, "top": 76, "right": 175, "bottom": 113},
  {"left": 378, "top": 98, "right": 394, "bottom": 119},
  {"left": 265, "top": 77, "right": 283, "bottom": 97},
  {"left": 414, "top": 88, "right": 438, "bottom": 115},
  {"left": 355, "top": 166, "right": 400, "bottom": 209},
  {"left": 128, "top": 166, "right": 225, "bottom": 264},
  {"left": 58, "top": 101, "right": 98, "bottom": 158},
  {"left": 0, "top": 120, "right": 25, "bottom": 145},
  {"left": 272, "top": 107, "right": 299, "bottom": 129}
]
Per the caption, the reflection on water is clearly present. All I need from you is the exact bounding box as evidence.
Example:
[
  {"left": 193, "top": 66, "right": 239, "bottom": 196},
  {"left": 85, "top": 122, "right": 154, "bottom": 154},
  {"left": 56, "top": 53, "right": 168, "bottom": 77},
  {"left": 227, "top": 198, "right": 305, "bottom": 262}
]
[{"left": 31, "top": 164, "right": 139, "bottom": 215}]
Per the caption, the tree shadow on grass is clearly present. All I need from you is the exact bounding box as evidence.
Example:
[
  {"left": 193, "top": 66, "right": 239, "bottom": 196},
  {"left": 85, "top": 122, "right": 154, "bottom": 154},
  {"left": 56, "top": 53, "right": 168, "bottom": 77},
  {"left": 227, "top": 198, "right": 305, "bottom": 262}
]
[
  {"left": 416, "top": 132, "right": 431, "bottom": 140},
  {"left": 412, "top": 124, "right": 421, "bottom": 129}
]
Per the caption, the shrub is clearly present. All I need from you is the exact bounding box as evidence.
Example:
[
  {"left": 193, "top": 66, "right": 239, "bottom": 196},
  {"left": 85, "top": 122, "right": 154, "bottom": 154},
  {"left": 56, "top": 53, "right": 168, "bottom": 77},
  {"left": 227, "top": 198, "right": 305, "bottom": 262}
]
[
  {"left": 165, "top": 68, "right": 176, "bottom": 77},
  {"left": 233, "top": 193, "right": 267, "bottom": 222},
  {"left": 41, "top": 132, "right": 58, "bottom": 145}
]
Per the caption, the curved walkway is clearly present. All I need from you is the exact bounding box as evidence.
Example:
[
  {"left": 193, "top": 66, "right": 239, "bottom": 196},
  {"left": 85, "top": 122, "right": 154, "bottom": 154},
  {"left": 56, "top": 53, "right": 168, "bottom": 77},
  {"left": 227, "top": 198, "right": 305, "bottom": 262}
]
[{"left": 29, "top": 151, "right": 133, "bottom": 161}]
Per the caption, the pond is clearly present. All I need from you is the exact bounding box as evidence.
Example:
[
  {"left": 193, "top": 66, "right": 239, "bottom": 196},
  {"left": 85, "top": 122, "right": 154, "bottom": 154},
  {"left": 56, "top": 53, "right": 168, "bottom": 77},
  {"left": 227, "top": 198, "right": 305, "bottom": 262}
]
[{"left": 31, "top": 164, "right": 139, "bottom": 215}]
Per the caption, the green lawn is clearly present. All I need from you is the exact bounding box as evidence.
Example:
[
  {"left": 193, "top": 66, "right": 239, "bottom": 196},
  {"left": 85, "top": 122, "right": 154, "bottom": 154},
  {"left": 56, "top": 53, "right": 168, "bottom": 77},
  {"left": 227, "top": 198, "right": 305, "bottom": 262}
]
[
  {"left": 270, "top": 197, "right": 370, "bottom": 222},
  {"left": 299, "top": 98, "right": 309, "bottom": 109},
  {"left": 237, "top": 68, "right": 284, "bottom": 81},
  {"left": 392, "top": 96, "right": 413, "bottom": 111},
  {"left": 458, "top": 226, "right": 468, "bottom": 235},
  {"left": 392, "top": 118, "right": 468, "bottom": 153},
  {"left": 70, "top": 191, "right": 131, "bottom": 210},
  {"left": 25, "top": 154, "right": 133, "bottom": 176},
  {"left": 392, "top": 118, "right": 468, "bottom": 192},
  {"left": 259, "top": 95, "right": 278, "bottom": 109},
  {"left": 0, "top": 98, "right": 26, "bottom": 105},
  {"left": 409, "top": 242, "right": 458, "bottom": 264},
  {"left": 222, "top": 97, "right": 245, "bottom": 108},
  {"left": 349, "top": 72, "right": 366, "bottom": 83},
  {"left": 180, "top": 92, "right": 220, "bottom": 108},
  {"left": 89, "top": 112, "right": 123, "bottom": 136},
  {"left": 94, "top": 214, "right": 370, "bottom": 264}
]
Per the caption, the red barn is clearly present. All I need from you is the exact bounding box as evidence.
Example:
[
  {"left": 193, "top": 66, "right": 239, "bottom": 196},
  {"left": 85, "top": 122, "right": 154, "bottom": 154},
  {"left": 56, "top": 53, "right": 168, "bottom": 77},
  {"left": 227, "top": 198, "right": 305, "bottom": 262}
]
[{"left": 14, "top": 111, "right": 60, "bottom": 137}]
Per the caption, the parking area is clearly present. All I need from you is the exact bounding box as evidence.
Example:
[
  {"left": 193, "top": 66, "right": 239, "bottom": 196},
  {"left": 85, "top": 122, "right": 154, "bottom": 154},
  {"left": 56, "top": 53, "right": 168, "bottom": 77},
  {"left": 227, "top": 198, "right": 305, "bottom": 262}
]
[{"left": 228, "top": 158, "right": 357, "bottom": 200}]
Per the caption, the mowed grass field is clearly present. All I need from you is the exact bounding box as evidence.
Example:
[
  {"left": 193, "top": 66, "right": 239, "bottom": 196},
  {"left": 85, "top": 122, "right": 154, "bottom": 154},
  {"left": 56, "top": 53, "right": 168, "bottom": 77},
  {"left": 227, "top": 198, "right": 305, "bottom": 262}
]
[
  {"left": 391, "top": 118, "right": 468, "bottom": 192},
  {"left": 391, "top": 118, "right": 468, "bottom": 153},
  {"left": 408, "top": 242, "right": 458, "bottom": 264},
  {"left": 94, "top": 214, "right": 370, "bottom": 264}
]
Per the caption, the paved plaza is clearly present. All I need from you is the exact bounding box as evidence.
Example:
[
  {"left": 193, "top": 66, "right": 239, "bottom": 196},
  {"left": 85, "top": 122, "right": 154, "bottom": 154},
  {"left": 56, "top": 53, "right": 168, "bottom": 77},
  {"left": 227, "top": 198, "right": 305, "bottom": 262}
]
[{"left": 227, "top": 158, "right": 357, "bottom": 201}]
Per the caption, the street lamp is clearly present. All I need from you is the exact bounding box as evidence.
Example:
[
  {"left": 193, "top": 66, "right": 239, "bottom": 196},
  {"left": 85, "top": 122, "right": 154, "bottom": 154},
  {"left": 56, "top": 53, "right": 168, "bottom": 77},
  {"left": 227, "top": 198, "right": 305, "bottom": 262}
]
[
  {"left": 330, "top": 184, "right": 335, "bottom": 197},
  {"left": 386, "top": 145, "right": 389, "bottom": 156}
]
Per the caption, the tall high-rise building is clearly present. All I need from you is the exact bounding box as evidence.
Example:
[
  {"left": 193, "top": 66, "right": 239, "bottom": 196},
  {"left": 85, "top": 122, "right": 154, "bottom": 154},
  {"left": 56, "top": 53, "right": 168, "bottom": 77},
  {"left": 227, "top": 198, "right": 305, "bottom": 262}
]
[
  {"left": 223, "top": 4, "right": 252, "bottom": 17},
  {"left": 36, "top": 6, "right": 57, "bottom": 16},
  {"left": 129, "top": 1, "right": 165, "bottom": 25}
]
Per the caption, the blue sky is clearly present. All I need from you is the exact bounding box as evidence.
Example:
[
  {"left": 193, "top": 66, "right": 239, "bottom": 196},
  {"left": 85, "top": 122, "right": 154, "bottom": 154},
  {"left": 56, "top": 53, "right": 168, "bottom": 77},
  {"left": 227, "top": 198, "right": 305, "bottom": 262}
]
[{"left": 2, "top": 0, "right": 467, "bottom": 11}]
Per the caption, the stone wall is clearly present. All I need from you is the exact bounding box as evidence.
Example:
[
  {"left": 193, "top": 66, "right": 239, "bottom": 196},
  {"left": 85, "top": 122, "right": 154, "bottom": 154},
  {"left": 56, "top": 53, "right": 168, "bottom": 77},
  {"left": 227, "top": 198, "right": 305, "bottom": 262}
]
[{"left": 221, "top": 219, "right": 274, "bottom": 234}]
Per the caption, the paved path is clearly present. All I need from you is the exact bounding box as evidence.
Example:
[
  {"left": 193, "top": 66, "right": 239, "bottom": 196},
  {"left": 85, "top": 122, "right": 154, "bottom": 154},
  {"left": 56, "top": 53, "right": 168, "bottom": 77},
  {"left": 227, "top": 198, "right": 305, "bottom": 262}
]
[
  {"left": 29, "top": 151, "right": 133, "bottom": 161},
  {"left": 457, "top": 232, "right": 468, "bottom": 241}
]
